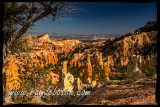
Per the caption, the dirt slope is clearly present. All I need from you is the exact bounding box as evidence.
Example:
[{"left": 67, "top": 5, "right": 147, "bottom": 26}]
[{"left": 78, "top": 78, "right": 157, "bottom": 105}]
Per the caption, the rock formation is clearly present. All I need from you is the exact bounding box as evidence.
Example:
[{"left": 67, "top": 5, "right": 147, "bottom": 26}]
[
  {"left": 127, "top": 54, "right": 143, "bottom": 74},
  {"left": 106, "top": 55, "right": 114, "bottom": 66},
  {"left": 73, "top": 78, "right": 83, "bottom": 91},
  {"left": 50, "top": 72, "right": 59, "bottom": 84},
  {"left": 62, "top": 60, "right": 68, "bottom": 73},
  {"left": 103, "top": 62, "right": 111, "bottom": 81},
  {"left": 83, "top": 54, "right": 92, "bottom": 84},
  {"left": 38, "top": 34, "right": 49, "bottom": 41},
  {"left": 69, "top": 53, "right": 84, "bottom": 68},
  {"left": 58, "top": 72, "right": 74, "bottom": 92},
  {"left": 95, "top": 51, "right": 103, "bottom": 69},
  {"left": 127, "top": 54, "right": 157, "bottom": 80},
  {"left": 143, "top": 55, "right": 157, "bottom": 70},
  {"left": 123, "top": 33, "right": 151, "bottom": 57},
  {"left": 2, "top": 55, "right": 21, "bottom": 91},
  {"left": 59, "top": 60, "right": 68, "bottom": 82}
]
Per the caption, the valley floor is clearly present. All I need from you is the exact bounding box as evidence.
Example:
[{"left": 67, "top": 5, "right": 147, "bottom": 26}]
[{"left": 78, "top": 78, "right": 157, "bottom": 105}]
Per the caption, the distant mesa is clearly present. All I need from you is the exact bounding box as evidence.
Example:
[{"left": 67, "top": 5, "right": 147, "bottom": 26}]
[{"left": 38, "top": 34, "right": 49, "bottom": 41}]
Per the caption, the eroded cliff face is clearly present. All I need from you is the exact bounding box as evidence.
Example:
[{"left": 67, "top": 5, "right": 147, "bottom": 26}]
[
  {"left": 51, "top": 40, "right": 84, "bottom": 54},
  {"left": 68, "top": 50, "right": 112, "bottom": 83},
  {"left": 3, "top": 31, "right": 157, "bottom": 92},
  {"left": 3, "top": 34, "right": 85, "bottom": 91},
  {"left": 69, "top": 53, "right": 84, "bottom": 68},
  {"left": 3, "top": 52, "right": 59, "bottom": 90},
  {"left": 104, "top": 31, "right": 157, "bottom": 67},
  {"left": 122, "top": 32, "right": 151, "bottom": 57},
  {"left": 3, "top": 55, "right": 21, "bottom": 91}
]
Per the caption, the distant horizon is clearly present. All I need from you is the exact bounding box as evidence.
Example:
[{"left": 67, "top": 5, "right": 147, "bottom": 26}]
[
  {"left": 28, "top": 2, "right": 157, "bottom": 35},
  {"left": 26, "top": 31, "right": 121, "bottom": 36}
]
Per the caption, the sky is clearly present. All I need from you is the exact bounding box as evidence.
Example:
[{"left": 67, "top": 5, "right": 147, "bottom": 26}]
[{"left": 27, "top": 2, "right": 157, "bottom": 35}]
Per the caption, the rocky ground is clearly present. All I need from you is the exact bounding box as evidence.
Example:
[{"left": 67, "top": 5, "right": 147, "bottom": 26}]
[{"left": 77, "top": 78, "right": 157, "bottom": 105}]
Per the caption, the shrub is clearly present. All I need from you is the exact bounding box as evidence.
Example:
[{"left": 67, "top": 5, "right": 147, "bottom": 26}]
[
  {"left": 125, "top": 71, "right": 140, "bottom": 83},
  {"left": 10, "top": 34, "right": 31, "bottom": 54},
  {"left": 92, "top": 65, "right": 106, "bottom": 81},
  {"left": 44, "top": 63, "right": 54, "bottom": 69},
  {"left": 142, "top": 67, "right": 157, "bottom": 77}
]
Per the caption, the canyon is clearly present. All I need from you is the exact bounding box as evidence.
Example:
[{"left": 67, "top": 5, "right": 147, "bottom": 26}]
[{"left": 2, "top": 26, "right": 157, "bottom": 105}]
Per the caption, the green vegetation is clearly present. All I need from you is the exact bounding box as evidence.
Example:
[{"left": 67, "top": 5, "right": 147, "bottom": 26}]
[
  {"left": 80, "top": 39, "right": 105, "bottom": 43},
  {"left": 10, "top": 34, "right": 32, "bottom": 54},
  {"left": 67, "top": 66, "right": 84, "bottom": 82},
  {"left": 142, "top": 67, "right": 157, "bottom": 77},
  {"left": 92, "top": 65, "right": 107, "bottom": 81},
  {"left": 134, "top": 21, "right": 157, "bottom": 34},
  {"left": 57, "top": 52, "right": 69, "bottom": 61},
  {"left": 3, "top": 2, "right": 79, "bottom": 64},
  {"left": 11, "top": 63, "right": 54, "bottom": 103},
  {"left": 44, "top": 63, "right": 54, "bottom": 69},
  {"left": 110, "top": 65, "right": 127, "bottom": 80},
  {"left": 104, "top": 33, "right": 132, "bottom": 50},
  {"left": 125, "top": 71, "right": 139, "bottom": 83},
  {"left": 141, "top": 42, "right": 157, "bottom": 57}
]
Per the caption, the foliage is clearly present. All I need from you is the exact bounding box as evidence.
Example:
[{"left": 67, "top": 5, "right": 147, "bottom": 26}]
[
  {"left": 10, "top": 34, "right": 32, "bottom": 54},
  {"left": 104, "top": 33, "right": 132, "bottom": 50},
  {"left": 3, "top": 2, "right": 80, "bottom": 64},
  {"left": 134, "top": 21, "right": 158, "bottom": 34},
  {"left": 142, "top": 67, "right": 157, "bottom": 77},
  {"left": 92, "top": 65, "right": 106, "bottom": 81},
  {"left": 3, "top": 2, "right": 78, "bottom": 42},
  {"left": 13, "top": 63, "right": 54, "bottom": 103},
  {"left": 20, "top": 65, "right": 52, "bottom": 90},
  {"left": 44, "top": 63, "right": 54, "bottom": 69},
  {"left": 140, "top": 42, "right": 157, "bottom": 57},
  {"left": 109, "top": 65, "right": 127, "bottom": 80},
  {"left": 125, "top": 71, "right": 140, "bottom": 83},
  {"left": 57, "top": 52, "right": 69, "bottom": 61}
]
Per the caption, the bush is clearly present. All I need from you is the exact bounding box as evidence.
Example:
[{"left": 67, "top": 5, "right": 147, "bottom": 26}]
[
  {"left": 125, "top": 71, "right": 140, "bottom": 83},
  {"left": 44, "top": 63, "right": 54, "bottom": 69},
  {"left": 10, "top": 34, "right": 32, "bottom": 54},
  {"left": 92, "top": 65, "right": 106, "bottom": 81},
  {"left": 142, "top": 67, "right": 157, "bottom": 77}
]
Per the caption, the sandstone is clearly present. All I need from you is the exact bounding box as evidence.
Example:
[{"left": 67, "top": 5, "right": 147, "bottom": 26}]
[
  {"left": 127, "top": 54, "right": 142, "bottom": 74},
  {"left": 3, "top": 55, "right": 21, "bottom": 91},
  {"left": 50, "top": 72, "right": 59, "bottom": 84},
  {"left": 103, "top": 62, "right": 111, "bottom": 81},
  {"left": 83, "top": 54, "right": 92, "bottom": 84},
  {"left": 38, "top": 34, "right": 49, "bottom": 41},
  {"left": 73, "top": 78, "right": 83, "bottom": 91},
  {"left": 94, "top": 51, "right": 103, "bottom": 69},
  {"left": 86, "top": 78, "right": 91, "bottom": 84},
  {"left": 58, "top": 72, "right": 74, "bottom": 92},
  {"left": 59, "top": 60, "right": 68, "bottom": 82},
  {"left": 107, "top": 55, "right": 114, "bottom": 66},
  {"left": 91, "top": 80, "right": 97, "bottom": 88},
  {"left": 62, "top": 60, "right": 68, "bottom": 73},
  {"left": 143, "top": 55, "right": 157, "bottom": 70}
]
